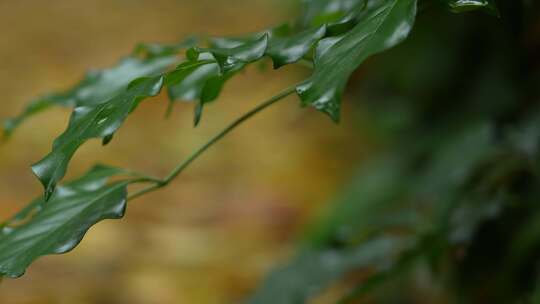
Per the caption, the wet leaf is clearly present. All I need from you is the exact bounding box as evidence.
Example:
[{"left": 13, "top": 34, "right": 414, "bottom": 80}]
[
  {"left": 266, "top": 25, "right": 327, "bottom": 68},
  {"left": 134, "top": 36, "right": 198, "bottom": 59},
  {"left": 4, "top": 56, "right": 174, "bottom": 138},
  {"left": 0, "top": 165, "right": 128, "bottom": 278},
  {"left": 442, "top": 0, "right": 499, "bottom": 15},
  {"left": 166, "top": 55, "right": 221, "bottom": 124},
  {"left": 166, "top": 55, "right": 220, "bottom": 103},
  {"left": 171, "top": 24, "right": 327, "bottom": 124},
  {"left": 32, "top": 76, "right": 164, "bottom": 200},
  {"left": 193, "top": 34, "right": 269, "bottom": 75},
  {"left": 296, "top": 0, "right": 417, "bottom": 121},
  {"left": 300, "top": 0, "right": 368, "bottom": 30}
]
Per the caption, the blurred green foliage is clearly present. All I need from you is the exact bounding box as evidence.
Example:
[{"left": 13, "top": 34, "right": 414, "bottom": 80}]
[
  {"left": 251, "top": 0, "right": 540, "bottom": 302},
  {"left": 1, "top": 0, "right": 539, "bottom": 303}
]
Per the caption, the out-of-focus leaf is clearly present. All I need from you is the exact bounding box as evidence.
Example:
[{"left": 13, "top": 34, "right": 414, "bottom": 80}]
[
  {"left": 3, "top": 56, "right": 174, "bottom": 138},
  {"left": 0, "top": 165, "right": 128, "bottom": 278},
  {"left": 296, "top": 0, "right": 418, "bottom": 121},
  {"left": 254, "top": 121, "right": 502, "bottom": 303},
  {"left": 506, "top": 110, "right": 540, "bottom": 161},
  {"left": 247, "top": 236, "right": 413, "bottom": 304},
  {"left": 248, "top": 154, "right": 421, "bottom": 304},
  {"left": 408, "top": 121, "right": 503, "bottom": 244},
  {"left": 32, "top": 76, "right": 164, "bottom": 200},
  {"left": 414, "top": 122, "right": 497, "bottom": 198},
  {"left": 531, "top": 279, "right": 540, "bottom": 304},
  {"left": 304, "top": 156, "right": 417, "bottom": 249},
  {"left": 134, "top": 36, "right": 198, "bottom": 59},
  {"left": 337, "top": 237, "right": 431, "bottom": 304}
]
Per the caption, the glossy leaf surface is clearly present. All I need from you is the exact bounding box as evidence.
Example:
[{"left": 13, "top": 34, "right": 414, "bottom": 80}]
[
  {"left": 171, "top": 24, "right": 328, "bottom": 124},
  {"left": 297, "top": 0, "right": 417, "bottom": 121},
  {"left": 32, "top": 76, "right": 164, "bottom": 200},
  {"left": 0, "top": 165, "right": 128, "bottom": 278},
  {"left": 166, "top": 55, "right": 221, "bottom": 124},
  {"left": 134, "top": 36, "right": 197, "bottom": 59},
  {"left": 443, "top": 0, "right": 498, "bottom": 14},
  {"left": 195, "top": 34, "right": 269, "bottom": 74},
  {"left": 266, "top": 25, "right": 327, "bottom": 68},
  {"left": 300, "top": 0, "right": 367, "bottom": 28},
  {"left": 4, "top": 56, "right": 174, "bottom": 138},
  {"left": 166, "top": 55, "right": 220, "bottom": 103}
]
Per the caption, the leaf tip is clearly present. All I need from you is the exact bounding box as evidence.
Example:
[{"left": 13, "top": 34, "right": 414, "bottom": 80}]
[
  {"left": 31, "top": 156, "right": 59, "bottom": 202},
  {"left": 2, "top": 118, "right": 17, "bottom": 141},
  {"left": 102, "top": 133, "right": 114, "bottom": 146},
  {"left": 193, "top": 102, "right": 203, "bottom": 127}
]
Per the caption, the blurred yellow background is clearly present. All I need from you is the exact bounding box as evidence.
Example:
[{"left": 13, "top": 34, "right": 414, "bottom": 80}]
[{"left": 0, "top": 1, "right": 367, "bottom": 303}]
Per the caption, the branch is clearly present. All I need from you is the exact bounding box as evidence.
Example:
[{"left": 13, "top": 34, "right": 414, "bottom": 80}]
[{"left": 128, "top": 84, "right": 298, "bottom": 201}]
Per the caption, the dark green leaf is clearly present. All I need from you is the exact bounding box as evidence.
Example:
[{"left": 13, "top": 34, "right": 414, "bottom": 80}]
[
  {"left": 134, "top": 36, "right": 198, "bottom": 59},
  {"left": 165, "top": 55, "right": 221, "bottom": 125},
  {"left": 194, "top": 34, "right": 269, "bottom": 74},
  {"left": 304, "top": 157, "right": 416, "bottom": 249},
  {"left": 300, "top": 0, "right": 367, "bottom": 27},
  {"left": 0, "top": 165, "right": 128, "bottom": 278},
  {"left": 266, "top": 25, "right": 327, "bottom": 68},
  {"left": 166, "top": 56, "right": 220, "bottom": 104},
  {"left": 173, "top": 34, "right": 271, "bottom": 124},
  {"left": 166, "top": 22, "right": 329, "bottom": 125},
  {"left": 248, "top": 236, "right": 412, "bottom": 304},
  {"left": 32, "top": 76, "right": 164, "bottom": 200},
  {"left": 4, "top": 56, "right": 174, "bottom": 138},
  {"left": 171, "top": 24, "right": 327, "bottom": 124},
  {"left": 442, "top": 0, "right": 499, "bottom": 15},
  {"left": 296, "top": 0, "right": 417, "bottom": 121}
]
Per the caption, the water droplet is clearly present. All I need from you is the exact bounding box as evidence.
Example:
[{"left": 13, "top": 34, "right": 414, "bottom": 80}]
[{"left": 53, "top": 237, "right": 81, "bottom": 254}]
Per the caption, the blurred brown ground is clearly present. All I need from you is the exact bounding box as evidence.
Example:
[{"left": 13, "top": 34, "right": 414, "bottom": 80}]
[{"left": 0, "top": 1, "right": 367, "bottom": 303}]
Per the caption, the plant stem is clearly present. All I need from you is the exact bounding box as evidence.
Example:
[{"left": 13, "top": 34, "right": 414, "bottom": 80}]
[{"left": 128, "top": 85, "right": 297, "bottom": 201}]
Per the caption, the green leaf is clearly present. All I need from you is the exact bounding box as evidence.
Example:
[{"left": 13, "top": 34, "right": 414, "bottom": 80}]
[
  {"left": 303, "top": 156, "right": 415, "bottom": 249},
  {"left": 170, "top": 25, "right": 328, "bottom": 124},
  {"left": 178, "top": 35, "right": 269, "bottom": 125},
  {"left": 3, "top": 56, "right": 174, "bottom": 138},
  {"left": 199, "top": 24, "right": 327, "bottom": 70},
  {"left": 300, "top": 0, "right": 367, "bottom": 27},
  {"left": 32, "top": 76, "right": 164, "bottom": 200},
  {"left": 442, "top": 0, "right": 499, "bottom": 15},
  {"left": 166, "top": 56, "right": 219, "bottom": 101},
  {"left": 296, "top": 0, "right": 417, "bottom": 121},
  {"left": 266, "top": 25, "right": 327, "bottom": 68},
  {"left": 194, "top": 34, "right": 269, "bottom": 75},
  {"left": 165, "top": 54, "right": 220, "bottom": 124},
  {"left": 164, "top": 53, "right": 225, "bottom": 126},
  {"left": 134, "top": 36, "right": 198, "bottom": 59},
  {"left": 0, "top": 165, "right": 128, "bottom": 278},
  {"left": 248, "top": 236, "right": 412, "bottom": 304}
]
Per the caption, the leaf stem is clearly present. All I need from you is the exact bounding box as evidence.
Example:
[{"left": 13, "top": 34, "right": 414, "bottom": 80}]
[{"left": 127, "top": 85, "right": 297, "bottom": 201}]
